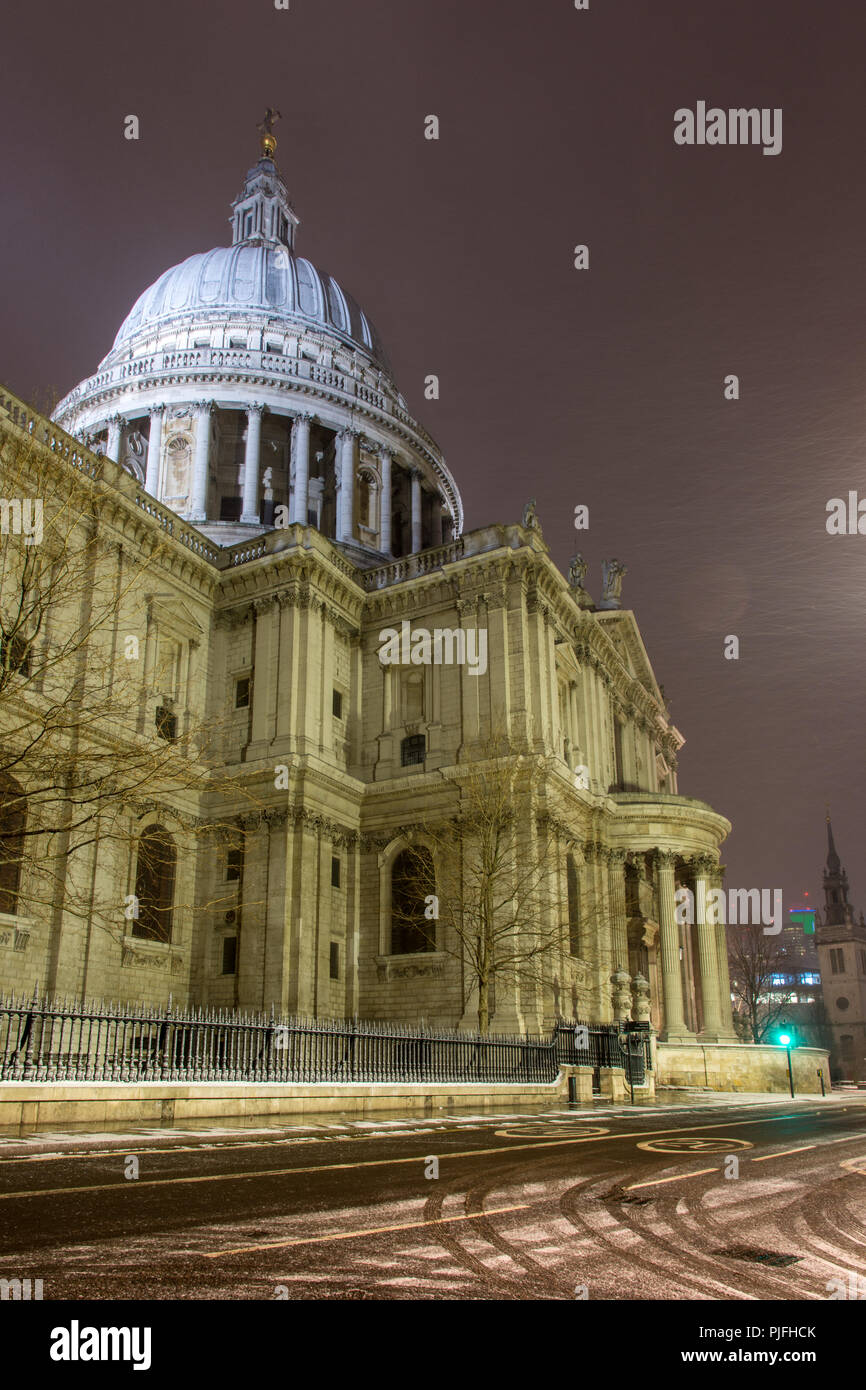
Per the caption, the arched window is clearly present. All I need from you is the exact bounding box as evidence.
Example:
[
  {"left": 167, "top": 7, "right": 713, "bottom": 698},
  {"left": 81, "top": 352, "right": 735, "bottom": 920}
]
[
  {"left": 566, "top": 854, "right": 581, "bottom": 956},
  {"left": 0, "top": 775, "right": 25, "bottom": 916},
  {"left": 133, "top": 826, "right": 176, "bottom": 942},
  {"left": 391, "top": 848, "right": 435, "bottom": 954}
]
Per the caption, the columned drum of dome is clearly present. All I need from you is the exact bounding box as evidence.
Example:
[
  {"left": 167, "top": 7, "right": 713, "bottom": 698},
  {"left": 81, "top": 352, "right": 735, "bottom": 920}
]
[{"left": 52, "top": 131, "right": 462, "bottom": 560}]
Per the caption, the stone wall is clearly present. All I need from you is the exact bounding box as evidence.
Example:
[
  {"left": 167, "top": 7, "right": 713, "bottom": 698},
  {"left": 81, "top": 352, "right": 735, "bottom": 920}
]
[{"left": 657, "top": 1042, "right": 830, "bottom": 1094}]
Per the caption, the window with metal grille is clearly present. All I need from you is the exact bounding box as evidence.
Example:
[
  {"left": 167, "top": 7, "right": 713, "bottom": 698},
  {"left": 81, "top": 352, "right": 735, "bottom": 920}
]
[
  {"left": 133, "top": 827, "right": 176, "bottom": 943},
  {"left": 222, "top": 937, "right": 238, "bottom": 975},
  {"left": 401, "top": 734, "right": 425, "bottom": 767},
  {"left": 331, "top": 856, "right": 341, "bottom": 888},
  {"left": 332, "top": 688, "right": 343, "bottom": 719},
  {"left": 329, "top": 942, "right": 340, "bottom": 980},
  {"left": 0, "top": 774, "right": 25, "bottom": 916},
  {"left": 390, "top": 848, "right": 435, "bottom": 954},
  {"left": 155, "top": 707, "right": 177, "bottom": 742},
  {"left": 235, "top": 677, "right": 251, "bottom": 709}
]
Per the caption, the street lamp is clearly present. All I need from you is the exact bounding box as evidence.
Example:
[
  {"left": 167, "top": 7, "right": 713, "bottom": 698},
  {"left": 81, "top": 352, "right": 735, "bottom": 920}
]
[{"left": 777, "top": 1029, "right": 795, "bottom": 1097}]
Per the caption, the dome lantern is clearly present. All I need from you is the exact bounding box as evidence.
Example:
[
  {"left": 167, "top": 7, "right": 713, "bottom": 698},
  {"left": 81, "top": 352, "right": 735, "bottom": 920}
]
[{"left": 230, "top": 111, "right": 298, "bottom": 251}]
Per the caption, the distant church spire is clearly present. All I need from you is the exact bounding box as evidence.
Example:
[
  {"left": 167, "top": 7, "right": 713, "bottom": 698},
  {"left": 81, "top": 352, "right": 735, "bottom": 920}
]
[
  {"left": 230, "top": 111, "right": 298, "bottom": 251},
  {"left": 826, "top": 809, "right": 841, "bottom": 874},
  {"left": 822, "top": 811, "right": 854, "bottom": 927}
]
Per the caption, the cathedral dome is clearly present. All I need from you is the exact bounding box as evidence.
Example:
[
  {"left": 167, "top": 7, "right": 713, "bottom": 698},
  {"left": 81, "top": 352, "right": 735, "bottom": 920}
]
[
  {"left": 52, "top": 127, "right": 462, "bottom": 557},
  {"left": 112, "top": 243, "right": 390, "bottom": 374}
]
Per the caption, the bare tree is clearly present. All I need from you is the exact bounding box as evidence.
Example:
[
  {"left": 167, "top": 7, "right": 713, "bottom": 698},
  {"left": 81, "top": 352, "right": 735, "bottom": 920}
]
[
  {"left": 390, "top": 732, "right": 594, "bottom": 1033},
  {"left": 0, "top": 407, "right": 265, "bottom": 954},
  {"left": 727, "top": 923, "right": 794, "bottom": 1043}
]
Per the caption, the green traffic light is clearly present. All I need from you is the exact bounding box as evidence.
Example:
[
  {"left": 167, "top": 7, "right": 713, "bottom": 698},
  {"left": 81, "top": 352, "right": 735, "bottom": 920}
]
[{"left": 778, "top": 1033, "right": 791, "bottom": 1046}]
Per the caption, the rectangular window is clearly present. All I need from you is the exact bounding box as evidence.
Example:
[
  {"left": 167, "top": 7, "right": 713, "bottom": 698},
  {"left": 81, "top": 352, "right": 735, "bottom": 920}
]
[
  {"left": 331, "top": 856, "right": 341, "bottom": 888},
  {"left": 329, "top": 942, "right": 340, "bottom": 980},
  {"left": 222, "top": 936, "right": 238, "bottom": 975},
  {"left": 235, "top": 677, "right": 251, "bottom": 709},
  {"left": 859, "top": 949, "right": 866, "bottom": 973},
  {"left": 226, "top": 848, "right": 242, "bottom": 882},
  {"left": 332, "top": 688, "right": 343, "bottom": 719},
  {"left": 155, "top": 707, "right": 177, "bottom": 742},
  {"left": 830, "top": 947, "right": 845, "bottom": 974},
  {"left": 401, "top": 734, "right": 426, "bottom": 767}
]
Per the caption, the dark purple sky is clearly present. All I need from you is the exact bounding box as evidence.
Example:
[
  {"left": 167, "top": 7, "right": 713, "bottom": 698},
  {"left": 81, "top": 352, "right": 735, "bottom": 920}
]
[{"left": 2, "top": 0, "right": 864, "bottom": 912}]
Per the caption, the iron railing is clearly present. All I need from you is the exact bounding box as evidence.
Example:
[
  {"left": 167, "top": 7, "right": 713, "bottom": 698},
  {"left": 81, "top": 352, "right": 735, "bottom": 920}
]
[
  {"left": 0, "top": 994, "right": 651, "bottom": 1086},
  {"left": 553, "top": 1017, "right": 653, "bottom": 1085}
]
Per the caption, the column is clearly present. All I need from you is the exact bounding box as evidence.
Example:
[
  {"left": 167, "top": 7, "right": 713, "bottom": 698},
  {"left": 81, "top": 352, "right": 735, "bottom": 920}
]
[
  {"left": 379, "top": 446, "right": 392, "bottom": 553},
  {"left": 188, "top": 400, "right": 213, "bottom": 520},
  {"left": 240, "top": 403, "right": 265, "bottom": 522},
  {"left": 607, "top": 849, "right": 629, "bottom": 974},
  {"left": 290, "top": 412, "right": 312, "bottom": 525},
  {"left": 106, "top": 414, "right": 124, "bottom": 463},
  {"left": 712, "top": 865, "right": 737, "bottom": 1037},
  {"left": 144, "top": 406, "right": 164, "bottom": 495},
  {"left": 410, "top": 468, "right": 423, "bottom": 553},
  {"left": 656, "top": 850, "right": 689, "bottom": 1039},
  {"left": 694, "top": 856, "right": 724, "bottom": 1037},
  {"left": 337, "top": 429, "right": 356, "bottom": 541}
]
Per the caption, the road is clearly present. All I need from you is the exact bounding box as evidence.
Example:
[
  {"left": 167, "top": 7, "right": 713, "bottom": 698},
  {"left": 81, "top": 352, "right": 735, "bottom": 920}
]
[{"left": 0, "top": 1096, "right": 864, "bottom": 1301}]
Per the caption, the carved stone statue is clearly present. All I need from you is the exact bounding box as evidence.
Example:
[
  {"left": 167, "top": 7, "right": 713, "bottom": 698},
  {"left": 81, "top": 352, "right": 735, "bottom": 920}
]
[
  {"left": 599, "top": 558, "right": 627, "bottom": 609},
  {"left": 262, "top": 466, "right": 274, "bottom": 500},
  {"left": 568, "top": 553, "right": 587, "bottom": 588},
  {"left": 522, "top": 498, "right": 539, "bottom": 530}
]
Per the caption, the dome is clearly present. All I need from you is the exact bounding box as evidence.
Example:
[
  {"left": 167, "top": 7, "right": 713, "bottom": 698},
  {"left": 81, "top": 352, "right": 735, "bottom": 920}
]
[
  {"left": 51, "top": 130, "right": 463, "bottom": 556},
  {"left": 113, "top": 243, "right": 391, "bottom": 373}
]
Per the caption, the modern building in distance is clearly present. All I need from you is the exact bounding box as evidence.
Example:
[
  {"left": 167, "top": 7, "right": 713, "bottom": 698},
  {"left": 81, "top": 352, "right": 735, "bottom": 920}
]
[
  {"left": 815, "top": 818, "right": 866, "bottom": 1082},
  {"left": 766, "top": 904, "right": 829, "bottom": 1053}
]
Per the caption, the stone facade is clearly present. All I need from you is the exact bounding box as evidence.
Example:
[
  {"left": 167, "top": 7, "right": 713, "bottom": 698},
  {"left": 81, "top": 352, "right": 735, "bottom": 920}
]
[
  {"left": 0, "top": 134, "right": 742, "bottom": 1054},
  {"left": 0, "top": 387, "right": 737, "bottom": 1042}
]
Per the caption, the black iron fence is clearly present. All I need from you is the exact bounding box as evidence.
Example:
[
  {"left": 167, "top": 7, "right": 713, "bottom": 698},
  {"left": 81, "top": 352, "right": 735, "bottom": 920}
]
[
  {"left": 0, "top": 993, "right": 651, "bottom": 1086},
  {"left": 553, "top": 1018, "right": 653, "bottom": 1086}
]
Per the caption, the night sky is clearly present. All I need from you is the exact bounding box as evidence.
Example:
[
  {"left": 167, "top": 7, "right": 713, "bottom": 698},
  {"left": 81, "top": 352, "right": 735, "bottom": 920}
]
[{"left": 2, "top": 0, "right": 864, "bottom": 913}]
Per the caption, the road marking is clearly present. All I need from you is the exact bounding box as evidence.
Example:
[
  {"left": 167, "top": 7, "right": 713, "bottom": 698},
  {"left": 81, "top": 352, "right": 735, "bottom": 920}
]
[
  {"left": 197, "top": 1203, "right": 532, "bottom": 1258},
  {"left": 0, "top": 1113, "right": 844, "bottom": 1201},
  {"left": 626, "top": 1168, "right": 719, "bottom": 1189},
  {"left": 637, "top": 1138, "right": 753, "bottom": 1154},
  {"left": 752, "top": 1146, "right": 815, "bottom": 1162}
]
